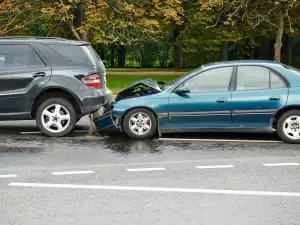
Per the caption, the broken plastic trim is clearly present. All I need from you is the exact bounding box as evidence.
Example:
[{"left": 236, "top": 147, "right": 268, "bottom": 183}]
[
  {"left": 93, "top": 111, "right": 121, "bottom": 133},
  {"left": 115, "top": 79, "right": 166, "bottom": 102}
]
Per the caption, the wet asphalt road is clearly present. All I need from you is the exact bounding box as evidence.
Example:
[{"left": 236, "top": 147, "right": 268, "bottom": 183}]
[{"left": 1, "top": 117, "right": 300, "bottom": 225}]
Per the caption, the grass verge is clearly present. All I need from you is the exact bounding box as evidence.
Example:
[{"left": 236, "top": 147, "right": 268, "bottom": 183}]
[
  {"left": 106, "top": 74, "right": 180, "bottom": 94},
  {"left": 106, "top": 68, "right": 193, "bottom": 72}
]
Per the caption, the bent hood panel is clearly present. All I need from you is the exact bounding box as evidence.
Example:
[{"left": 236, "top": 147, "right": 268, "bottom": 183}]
[{"left": 115, "top": 79, "right": 165, "bottom": 102}]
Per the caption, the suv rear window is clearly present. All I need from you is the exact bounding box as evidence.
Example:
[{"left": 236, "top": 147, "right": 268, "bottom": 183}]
[
  {"left": 0, "top": 44, "right": 45, "bottom": 69},
  {"left": 86, "top": 45, "right": 102, "bottom": 61},
  {"left": 47, "top": 45, "right": 93, "bottom": 67}
]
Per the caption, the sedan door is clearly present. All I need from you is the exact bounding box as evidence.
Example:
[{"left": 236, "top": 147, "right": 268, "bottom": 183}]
[
  {"left": 231, "top": 65, "right": 288, "bottom": 127},
  {"left": 0, "top": 44, "right": 51, "bottom": 119},
  {"left": 168, "top": 66, "right": 234, "bottom": 128}
]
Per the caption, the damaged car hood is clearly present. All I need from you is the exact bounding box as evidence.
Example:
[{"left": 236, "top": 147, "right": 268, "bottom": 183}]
[{"left": 115, "top": 79, "right": 166, "bottom": 102}]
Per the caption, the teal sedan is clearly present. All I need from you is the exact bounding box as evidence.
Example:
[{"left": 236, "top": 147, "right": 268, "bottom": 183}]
[{"left": 94, "top": 60, "right": 300, "bottom": 144}]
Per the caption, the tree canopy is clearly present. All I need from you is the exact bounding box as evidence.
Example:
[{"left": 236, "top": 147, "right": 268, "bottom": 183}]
[{"left": 1, "top": 0, "right": 300, "bottom": 68}]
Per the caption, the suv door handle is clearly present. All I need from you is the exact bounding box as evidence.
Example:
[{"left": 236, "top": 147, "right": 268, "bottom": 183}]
[
  {"left": 269, "top": 96, "right": 281, "bottom": 100},
  {"left": 216, "top": 98, "right": 228, "bottom": 103},
  {"left": 33, "top": 72, "right": 46, "bottom": 77}
]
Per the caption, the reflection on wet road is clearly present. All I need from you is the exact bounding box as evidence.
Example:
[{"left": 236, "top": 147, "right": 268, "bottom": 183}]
[{"left": 1, "top": 119, "right": 300, "bottom": 225}]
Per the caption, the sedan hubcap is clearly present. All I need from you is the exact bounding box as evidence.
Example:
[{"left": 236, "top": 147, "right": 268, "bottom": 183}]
[
  {"left": 41, "top": 104, "right": 70, "bottom": 133},
  {"left": 283, "top": 116, "right": 300, "bottom": 140},
  {"left": 129, "top": 113, "right": 152, "bottom": 136}
]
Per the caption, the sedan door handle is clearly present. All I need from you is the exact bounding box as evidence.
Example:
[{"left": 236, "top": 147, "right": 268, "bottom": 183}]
[
  {"left": 269, "top": 96, "right": 281, "bottom": 100},
  {"left": 216, "top": 98, "right": 228, "bottom": 103},
  {"left": 33, "top": 72, "right": 46, "bottom": 77}
]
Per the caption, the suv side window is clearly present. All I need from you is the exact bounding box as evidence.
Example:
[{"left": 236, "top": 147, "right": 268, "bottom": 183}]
[
  {"left": 178, "top": 67, "right": 233, "bottom": 93},
  {"left": 0, "top": 44, "right": 45, "bottom": 69},
  {"left": 47, "top": 45, "right": 93, "bottom": 67},
  {"left": 236, "top": 66, "right": 286, "bottom": 91}
]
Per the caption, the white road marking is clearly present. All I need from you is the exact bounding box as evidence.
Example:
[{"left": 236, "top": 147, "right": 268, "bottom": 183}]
[
  {"left": 159, "top": 138, "right": 282, "bottom": 143},
  {"left": 126, "top": 167, "right": 166, "bottom": 172},
  {"left": 51, "top": 170, "right": 95, "bottom": 175},
  {"left": 20, "top": 131, "right": 43, "bottom": 134},
  {"left": 8, "top": 182, "right": 300, "bottom": 197},
  {"left": 20, "top": 130, "right": 88, "bottom": 135},
  {"left": 195, "top": 165, "right": 234, "bottom": 169},
  {"left": 0, "top": 174, "right": 17, "bottom": 178},
  {"left": 263, "top": 163, "right": 300, "bottom": 167}
]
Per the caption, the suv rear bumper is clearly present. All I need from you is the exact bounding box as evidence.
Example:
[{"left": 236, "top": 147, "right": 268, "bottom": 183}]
[{"left": 76, "top": 87, "right": 113, "bottom": 116}]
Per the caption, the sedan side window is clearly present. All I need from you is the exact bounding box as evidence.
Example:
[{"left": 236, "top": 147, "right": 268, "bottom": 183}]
[
  {"left": 178, "top": 67, "right": 233, "bottom": 93},
  {"left": 270, "top": 71, "right": 286, "bottom": 88},
  {"left": 236, "top": 66, "right": 270, "bottom": 91}
]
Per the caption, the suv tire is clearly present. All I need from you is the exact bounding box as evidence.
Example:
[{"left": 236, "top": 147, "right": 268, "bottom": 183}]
[
  {"left": 36, "top": 98, "right": 77, "bottom": 137},
  {"left": 277, "top": 110, "right": 300, "bottom": 144}
]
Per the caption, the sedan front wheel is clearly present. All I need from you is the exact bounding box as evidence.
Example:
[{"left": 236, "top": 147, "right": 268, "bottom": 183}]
[{"left": 123, "top": 108, "right": 157, "bottom": 140}]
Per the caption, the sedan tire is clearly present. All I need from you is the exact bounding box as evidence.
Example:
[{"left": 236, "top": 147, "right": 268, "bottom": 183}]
[
  {"left": 277, "top": 110, "right": 300, "bottom": 144},
  {"left": 36, "top": 98, "right": 77, "bottom": 137},
  {"left": 123, "top": 108, "right": 157, "bottom": 140}
]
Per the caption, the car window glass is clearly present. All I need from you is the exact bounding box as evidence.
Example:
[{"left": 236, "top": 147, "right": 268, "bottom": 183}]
[
  {"left": 47, "top": 45, "right": 92, "bottom": 67},
  {"left": 270, "top": 71, "right": 286, "bottom": 88},
  {"left": 0, "top": 45, "right": 44, "bottom": 69},
  {"left": 236, "top": 66, "right": 269, "bottom": 91},
  {"left": 37, "top": 44, "right": 71, "bottom": 66},
  {"left": 86, "top": 45, "right": 102, "bottom": 61},
  {"left": 30, "top": 48, "right": 45, "bottom": 66},
  {"left": 179, "top": 67, "right": 233, "bottom": 93}
]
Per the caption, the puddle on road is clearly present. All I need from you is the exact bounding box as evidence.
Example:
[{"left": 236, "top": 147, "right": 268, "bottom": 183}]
[
  {"left": 0, "top": 130, "right": 295, "bottom": 157},
  {"left": 103, "top": 137, "right": 162, "bottom": 154},
  {"left": 66, "top": 133, "right": 163, "bottom": 154}
]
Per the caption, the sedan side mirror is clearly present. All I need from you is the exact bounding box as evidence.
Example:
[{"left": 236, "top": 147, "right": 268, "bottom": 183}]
[{"left": 175, "top": 86, "right": 190, "bottom": 95}]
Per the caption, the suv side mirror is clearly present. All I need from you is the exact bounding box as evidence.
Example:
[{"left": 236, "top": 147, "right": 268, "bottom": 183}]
[{"left": 175, "top": 86, "right": 190, "bottom": 95}]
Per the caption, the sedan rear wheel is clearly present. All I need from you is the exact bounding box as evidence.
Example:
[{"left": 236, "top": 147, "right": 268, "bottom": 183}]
[
  {"left": 123, "top": 108, "right": 157, "bottom": 139},
  {"left": 277, "top": 110, "right": 300, "bottom": 144}
]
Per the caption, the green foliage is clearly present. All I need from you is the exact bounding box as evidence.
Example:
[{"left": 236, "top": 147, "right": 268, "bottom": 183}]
[{"left": 1, "top": 0, "right": 300, "bottom": 67}]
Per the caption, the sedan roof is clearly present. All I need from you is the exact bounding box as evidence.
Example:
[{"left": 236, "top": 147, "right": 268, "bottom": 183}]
[{"left": 202, "top": 60, "right": 281, "bottom": 69}]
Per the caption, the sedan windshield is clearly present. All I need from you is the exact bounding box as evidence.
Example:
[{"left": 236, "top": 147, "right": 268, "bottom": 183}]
[{"left": 161, "top": 67, "right": 202, "bottom": 91}]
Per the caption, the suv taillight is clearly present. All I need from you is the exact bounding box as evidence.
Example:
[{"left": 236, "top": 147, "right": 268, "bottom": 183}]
[{"left": 81, "top": 74, "right": 101, "bottom": 89}]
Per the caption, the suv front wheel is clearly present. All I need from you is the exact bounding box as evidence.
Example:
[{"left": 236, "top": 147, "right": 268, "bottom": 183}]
[{"left": 36, "top": 98, "right": 77, "bottom": 137}]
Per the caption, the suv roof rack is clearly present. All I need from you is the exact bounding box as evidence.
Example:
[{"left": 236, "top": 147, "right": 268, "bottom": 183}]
[{"left": 0, "top": 36, "right": 70, "bottom": 41}]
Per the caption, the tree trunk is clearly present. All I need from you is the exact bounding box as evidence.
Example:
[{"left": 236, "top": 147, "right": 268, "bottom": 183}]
[
  {"left": 173, "top": 24, "right": 181, "bottom": 69},
  {"left": 288, "top": 36, "right": 292, "bottom": 66},
  {"left": 60, "top": 0, "right": 82, "bottom": 40},
  {"left": 174, "top": 44, "right": 181, "bottom": 68},
  {"left": 111, "top": 46, "right": 116, "bottom": 68},
  {"left": 117, "top": 46, "right": 126, "bottom": 68},
  {"left": 251, "top": 47, "right": 258, "bottom": 59},
  {"left": 74, "top": 2, "right": 89, "bottom": 41},
  {"left": 67, "top": 21, "right": 82, "bottom": 41},
  {"left": 274, "top": 10, "right": 284, "bottom": 62},
  {"left": 221, "top": 43, "right": 228, "bottom": 61}
]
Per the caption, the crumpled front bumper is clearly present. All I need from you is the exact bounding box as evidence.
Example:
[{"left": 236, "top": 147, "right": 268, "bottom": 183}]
[{"left": 93, "top": 110, "right": 121, "bottom": 133}]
